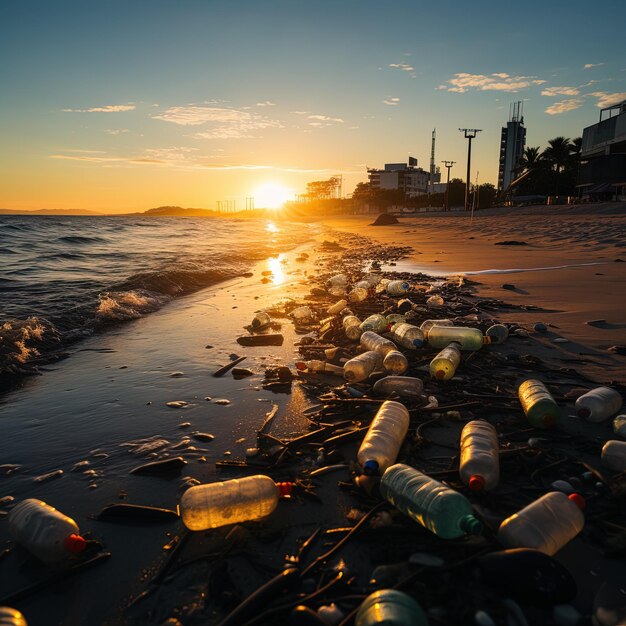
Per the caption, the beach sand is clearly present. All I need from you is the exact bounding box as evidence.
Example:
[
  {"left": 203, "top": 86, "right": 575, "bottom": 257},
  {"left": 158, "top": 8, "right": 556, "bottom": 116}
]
[{"left": 1, "top": 207, "right": 625, "bottom": 625}]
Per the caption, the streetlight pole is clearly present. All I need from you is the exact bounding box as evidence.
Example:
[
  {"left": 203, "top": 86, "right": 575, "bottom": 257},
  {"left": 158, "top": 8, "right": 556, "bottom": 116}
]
[
  {"left": 459, "top": 129, "right": 482, "bottom": 211},
  {"left": 441, "top": 160, "right": 455, "bottom": 211}
]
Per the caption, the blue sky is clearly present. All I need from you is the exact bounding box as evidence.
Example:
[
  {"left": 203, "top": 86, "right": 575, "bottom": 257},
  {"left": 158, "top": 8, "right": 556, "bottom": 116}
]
[{"left": 1, "top": 0, "right": 625, "bottom": 211}]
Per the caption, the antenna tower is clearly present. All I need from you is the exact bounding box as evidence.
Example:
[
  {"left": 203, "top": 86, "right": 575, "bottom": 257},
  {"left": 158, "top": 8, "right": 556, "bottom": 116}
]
[{"left": 429, "top": 129, "right": 436, "bottom": 195}]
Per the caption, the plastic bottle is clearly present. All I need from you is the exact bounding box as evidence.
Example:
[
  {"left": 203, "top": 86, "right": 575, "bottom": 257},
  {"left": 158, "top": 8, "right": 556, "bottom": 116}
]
[
  {"left": 575, "top": 387, "right": 623, "bottom": 422},
  {"left": 180, "top": 475, "right": 292, "bottom": 531},
  {"left": 327, "top": 299, "right": 348, "bottom": 316},
  {"left": 357, "top": 401, "right": 410, "bottom": 475},
  {"left": 385, "top": 314, "right": 406, "bottom": 326},
  {"left": 390, "top": 323, "right": 425, "bottom": 349},
  {"left": 0, "top": 608, "right": 27, "bottom": 626},
  {"left": 296, "top": 360, "right": 345, "bottom": 376},
  {"left": 7, "top": 499, "right": 87, "bottom": 563},
  {"left": 251, "top": 311, "right": 272, "bottom": 329},
  {"left": 419, "top": 318, "right": 454, "bottom": 335},
  {"left": 427, "top": 326, "right": 488, "bottom": 351},
  {"left": 364, "top": 274, "right": 382, "bottom": 287},
  {"left": 343, "top": 351, "right": 383, "bottom": 383},
  {"left": 372, "top": 376, "right": 424, "bottom": 397},
  {"left": 355, "top": 590, "right": 428, "bottom": 626},
  {"left": 375, "top": 278, "right": 391, "bottom": 293},
  {"left": 601, "top": 440, "right": 626, "bottom": 472},
  {"left": 459, "top": 420, "right": 499, "bottom": 491},
  {"left": 360, "top": 314, "right": 389, "bottom": 334},
  {"left": 497, "top": 491, "right": 585, "bottom": 556},
  {"left": 380, "top": 463, "right": 483, "bottom": 539},
  {"left": 386, "top": 280, "right": 410, "bottom": 296},
  {"left": 349, "top": 287, "right": 368, "bottom": 302},
  {"left": 354, "top": 280, "right": 371, "bottom": 290},
  {"left": 614, "top": 415, "right": 626, "bottom": 439},
  {"left": 426, "top": 294, "right": 444, "bottom": 307},
  {"left": 518, "top": 379, "right": 560, "bottom": 429},
  {"left": 429, "top": 342, "right": 461, "bottom": 380},
  {"left": 397, "top": 298, "right": 416, "bottom": 314},
  {"left": 327, "top": 274, "right": 348, "bottom": 288},
  {"left": 343, "top": 315, "right": 363, "bottom": 340},
  {"left": 486, "top": 324, "right": 509, "bottom": 344},
  {"left": 383, "top": 350, "right": 408, "bottom": 375},
  {"left": 291, "top": 306, "right": 314, "bottom": 324},
  {"left": 360, "top": 331, "right": 397, "bottom": 357}
]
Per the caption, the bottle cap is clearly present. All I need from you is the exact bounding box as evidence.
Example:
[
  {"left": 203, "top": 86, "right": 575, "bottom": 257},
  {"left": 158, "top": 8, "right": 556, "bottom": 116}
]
[
  {"left": 576, "top": 407, "right": 591, "bottom": 419},
  {"left": 276, "top": 482, "right": 293, "bottom": 498},
  {"left": 469, "top": 475, "right": 485, "bottom": 491},
  {"left": 568, "top": 493, "right": 586, "bottom": 510},
  {"left": 412, "top": 339, "right": 423, "bottom": 347},
  {"left": 459, "top": 514, "right": 483, "bottom": 535},
  {"left": 295, "top": 361, "right": 307, "bottom": 371},
  {"left": 401, "top": 282, "right": 409, "bottom": 290},
  {"left": 363, "top": 460, "right": 379, "bottom": 476},
  {"left": 64, "top": 534, "right": 87, "bottom": 554},
  {"left": 435, "top": 369, "right": 446, "bottom": 380}
]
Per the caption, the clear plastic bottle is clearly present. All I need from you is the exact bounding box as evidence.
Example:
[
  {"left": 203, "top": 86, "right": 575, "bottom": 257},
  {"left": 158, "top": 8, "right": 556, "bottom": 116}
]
[
  {"left": 518, "top": 379, "right": 560, "bottom": 429},
  {"left": 354, "top": 280, "right": 371, "bottom": 290},
  {"left": 486, "top": 324, "right": 509, "bottom": 344},
  {"left": 349, "top": 287, "right": 368, "bottom": 302},
  {"left": 343, "top": 315, "right": 363, "bottom": 340},
  {"left": 327, "top": 299, "right": 348, "bottom": 316},
  {"left": 355, "top": 590, "right": 428, "bottom": 626},
  {"left": 426, "top": 294, "right": 444, "bottom": 307},
  {"left": 327, "top": 274, "right": 348, "bottom": 288},
  {"left": 360, "top": 314, "right": 389, "bottom": 334},
  {"left": 390, "top": 323, "right": 425, "bottom": 349},
  {"left": 343, "top": 351, "right": 383, "bottom": 383},
  {"left": 575, "top": 387, "right": 623, "bottom": 422},
  {"left": 601, "top": 440, "right": 626, "bottom": 472},
  {"left": 385, "top": 314, "right": 406, "bottom": 326},
  {"left": 0, "top": 608, "right": 27, "bottom": 626},
  {"left": 397, "top": 298, "right": 416, "bottom": 313},
  {"left": 497, "top": 492, "right": 585, "bottom": 556},
  {"left": 360, "top": 331, "right": 397, "bottom": 357},
  {"left": 357, "top": 401, "right": 410, "bottom": 475},
  {"left": 419, "top": 318, "right": 454, "bottom": 335},
  {"left": 429, "top": 342, "right": 461, "bottom": 380},
  {"left": 291, "top": 306, "right": 314, "bottom": 324},
  {"left": 383, "top": 350, "right": 408, "bottom": 375},
  {"left": 251, "top": 311, "right": 272, "bottom": 329},
  {"left": 372, "top": 376, "right": 424, "bottom": 397},
  {"left": 380, "top": 464, "right": 483, "bottom": 539},
  {"left": 364, "top": 274, "right": 382, "bottom": 287},
  {"left": 296, "top": 360, "right": 345, "bottom": 376},
  {"left": 386, "top": 280, "right": 410, "bottom": 296},
  {"left": 7, "top": 499, "right": 87, "bottom": 563},
  {"left": 180, "top": 475, "right": 291, "bottom": 531},
  {"left": 459, "top": 420, "right": 499, "bottom": 491},
  {"left": 427, "top": 326, "right": 487, "bottom": 351}
]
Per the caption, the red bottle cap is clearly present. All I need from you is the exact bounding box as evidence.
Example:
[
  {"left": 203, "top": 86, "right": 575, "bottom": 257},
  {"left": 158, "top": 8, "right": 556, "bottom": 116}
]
[
  {"left": 295, "top": 362, "right": 307, "bottom": 371},
  {"left": 435, "top": 370, "right": 446, "bottom": 380},
  {"left": 469, "top": 475, "right": 485, "bottom": 492},
  {"left": 568, "top": 493, "right": 586, "bottom": 510},
  {"left": 64, "top": 534, "right": 87, "bottom": 553},
  {"left": 276, "top": 482, "right": 293, "bottom": 498}
]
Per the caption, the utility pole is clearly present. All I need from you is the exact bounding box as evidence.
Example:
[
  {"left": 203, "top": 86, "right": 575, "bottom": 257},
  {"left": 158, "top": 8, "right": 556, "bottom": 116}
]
[
  {"left": 429, "top": 129, "right": 436, "bottom": 196},
  {"left": 441, "top": 160, "right": 455, "bottom": 211},
  {"left": 459, "top": 128, "right": 482, "bottom": 211}
]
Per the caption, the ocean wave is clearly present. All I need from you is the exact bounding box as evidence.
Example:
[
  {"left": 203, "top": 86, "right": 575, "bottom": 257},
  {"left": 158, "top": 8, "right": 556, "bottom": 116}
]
[
  {"left": 96, "top": 290, "right": 172, "bottom": 322},
  {"left": 57, "top": 235, "right": 108, "bottom": 245}
]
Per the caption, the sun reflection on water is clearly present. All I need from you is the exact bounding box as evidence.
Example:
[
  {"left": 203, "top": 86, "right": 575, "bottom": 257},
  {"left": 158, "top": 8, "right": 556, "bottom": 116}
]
[
  {"left": 267, "top": 254, "right": 285, "bottom": 284},
  {"left": 265, "top": 221, "right": 279, "bottom": 233}
]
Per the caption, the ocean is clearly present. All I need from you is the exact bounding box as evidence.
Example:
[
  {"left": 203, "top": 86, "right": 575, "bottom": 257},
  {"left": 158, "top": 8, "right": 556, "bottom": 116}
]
[{"left": 0, "top": 215, "right": 315, "bottom": 388}]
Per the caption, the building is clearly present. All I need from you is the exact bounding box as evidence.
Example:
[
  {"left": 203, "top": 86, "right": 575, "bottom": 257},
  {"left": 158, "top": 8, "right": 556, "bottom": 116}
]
[
  {"left": 367, "top": 159, "right": 441, "bottom": 197},
  {"left": 497, "top": 102, "right": 526, "bottom": 192},
  {"left": 578, "top": 98, "right": 626, "bottom": 199}
]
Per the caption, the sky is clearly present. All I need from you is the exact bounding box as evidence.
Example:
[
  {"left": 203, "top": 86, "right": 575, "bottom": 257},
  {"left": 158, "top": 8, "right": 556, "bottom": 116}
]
[{"left": 1, "top": 0, "right": 625, "bottom": 212}]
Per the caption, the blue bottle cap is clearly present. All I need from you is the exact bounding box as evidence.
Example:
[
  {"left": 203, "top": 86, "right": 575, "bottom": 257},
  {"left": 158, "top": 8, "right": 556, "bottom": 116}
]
[
  {"left": 363, "top": 460, "right": 379, "bottom": 475},
  {"left": 401, "top": 282, "right": 409, "bottom": 290},
  {"left": 412, "top": 338, "right": 423, "bottom": 347}
]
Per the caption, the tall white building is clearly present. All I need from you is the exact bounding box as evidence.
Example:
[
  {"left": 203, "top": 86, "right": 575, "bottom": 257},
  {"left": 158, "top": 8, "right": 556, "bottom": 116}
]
[{"left": 498, "top": 102, "right": 526, "bottom": 192}]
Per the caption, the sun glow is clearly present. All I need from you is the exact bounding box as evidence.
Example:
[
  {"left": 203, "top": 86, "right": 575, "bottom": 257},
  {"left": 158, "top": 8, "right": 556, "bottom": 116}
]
[{"left": 253, "top": 182, "right": 292, "bottom": 209}]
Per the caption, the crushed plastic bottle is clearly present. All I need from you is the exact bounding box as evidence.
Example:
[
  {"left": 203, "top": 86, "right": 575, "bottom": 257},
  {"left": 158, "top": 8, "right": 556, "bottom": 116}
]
[
  {"left": 575, "top": 387, "right": 623, "bottom": 422},
  {"left": 390, "top": 322, "right": 425, "bottom": 349},
  {"left": 419, "top": 318, "right": 454, "bottom": 335},
  {"left": 7, "top": 499, "right": 87, "bottom": 563},
  {"left": 360, "top": 331, "right": 397, "bottom": 357},
  {"left": 360, "top": 314, "right": 389, "bottom": 334},
  {"left": 459, "top": 420, "right": 499, "bottom": 491},
  {"left": 518, "top": 379, "right": 560, "bottom": 429},
  {"left": 180, "top": 475, "right": 292, "bottom": 530},
  {"left": 343, "top": 315, "right": 363, "bottom": 340},
  {"left": 372, "top": 376, "right": 424, "bottom": 397},
  {"left": 380, "top": 463, "right": 483, "bottom": 538},
  {"left": 385, "top": 314, "right": 406, "bottom": 326},
  {"left": 354, "top": 280, "right": 371, "bottom": 290},
  {"left": 251, "top": 311, "right": 272, "bottom": 329},
  {"left": 349, "top": 287, "right": 368, "bottom": 302},
  {"left": 427, "top": 326, "right": 488, "bottom": 351},
  {"left": 327, "top": 274, "right": 348, "bottom": 288},
  {"left": 355, "top": 590, "right": 428, "bottom": 626},
  {"left": 364, "top": 274, "right": 382, "bottom": 287},
  {"left": 357, "top": 401, "right": 410, "bottom": 475},
  {"left": 396, "top": 298, "right": 416, "bottom": 313},
  {"left": 486, "top": 324, "right": 509, "bottom": 344},
  {"left": 0, "top": 608, "right": 27, "bottom": 626},
  {"left": 291, "top": 306, "right": 314, "bottom": 324},
  {"left": 343, "top": 351, "right": 383, "bottom": 382},
  {"left": 327, "top": 299, "right": 348, "bottom": 316},
  {"left": 426, "top": 294, "right": 444, "bottom": 307},
  {"left": 429, "top": 342, "right": 461, "bottom": 380},
  {"left": 497, "top": 492, "right": 585, "bottom": 556},
  {"left": 601, "top": 440, "right": 626, "bottom": 472},
  {"left": 386, "top": 280, "right": 410, "bottom": 296},
  {"left": 296, "top": 360, "right": 344, "bottom": 376},
  {"left": 383, "top": 350, "right": 408, "bottom": 375}
]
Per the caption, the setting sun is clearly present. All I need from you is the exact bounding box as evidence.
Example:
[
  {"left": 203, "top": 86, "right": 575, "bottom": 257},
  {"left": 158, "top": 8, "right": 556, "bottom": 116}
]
[{"left": 253, "top": 182, "right": 292, "bottom": 209}]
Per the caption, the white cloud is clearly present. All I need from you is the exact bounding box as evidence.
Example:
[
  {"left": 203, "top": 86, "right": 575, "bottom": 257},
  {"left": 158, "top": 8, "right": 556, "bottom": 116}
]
[
  {"left": 545, "top": 99, "right": 584, "bottom": 115},
  {"left": 541, "top": 86, "right": 580, "bottom": 97},
  {"left": 584, "top": 63, "right": 604, "bottom": 69},
  {"left": 307, "top": 114, "right": 344, "bottom": 123},
  {"left": 389, "top": 63, "right": 414, "bottom": 72},
  {"left": 383, "top": 97, "right": 400, "bottom": 105},
  {"left": 255, "top": 101, "right": 276, "bottom": 107},
  {"left": 590, "top": 91, "right": 626, "bottom": 108},
  {"left": 62, "top": 104, "right": 136, "bottom": 113},
  {"left": 440, "top": 73, "right": 546, "bottom": 93},
  {"left": 105, "top": 128, "right": 130, "bottom": 135}
]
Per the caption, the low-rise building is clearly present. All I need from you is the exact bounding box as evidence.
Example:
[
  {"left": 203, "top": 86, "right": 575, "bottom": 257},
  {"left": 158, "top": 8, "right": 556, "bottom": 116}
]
[{"left": 367, "top": 160, "right": 441, "bottom": 197}]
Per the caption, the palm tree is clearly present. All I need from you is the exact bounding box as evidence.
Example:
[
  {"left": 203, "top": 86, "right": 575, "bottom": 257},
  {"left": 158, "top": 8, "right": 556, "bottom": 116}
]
[
  {"left": 542, "top": 137, "right": 573, "bottom": 196},
  {"left": 518, "top": 146, "right": 542, "bottom": 172}
]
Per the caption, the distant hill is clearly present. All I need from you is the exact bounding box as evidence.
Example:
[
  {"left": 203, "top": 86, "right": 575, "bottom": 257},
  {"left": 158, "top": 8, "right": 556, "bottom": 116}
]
[
  {"left": 134, "top": 206, "right": 218, "bottom": 217},
  {"left": 0, "top": 208, "right": 104, "bottom": 215}
]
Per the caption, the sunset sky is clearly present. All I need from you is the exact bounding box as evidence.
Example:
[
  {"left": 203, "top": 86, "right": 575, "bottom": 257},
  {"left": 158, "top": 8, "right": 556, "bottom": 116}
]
[{"left": 1, "top": 0, "right": 625, "bottom": 212}]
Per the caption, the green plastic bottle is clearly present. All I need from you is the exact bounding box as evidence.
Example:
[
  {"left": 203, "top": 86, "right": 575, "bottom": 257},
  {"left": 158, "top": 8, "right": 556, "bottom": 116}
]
[
  {"left": 380, "top": 463, "right": 482, "bottom": 539},
  {"left": 355, "top": 590, "right": 428, "bottom": 626},
  {"left": 518, "top": 379, "right": 560, "bottom": 428}
]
